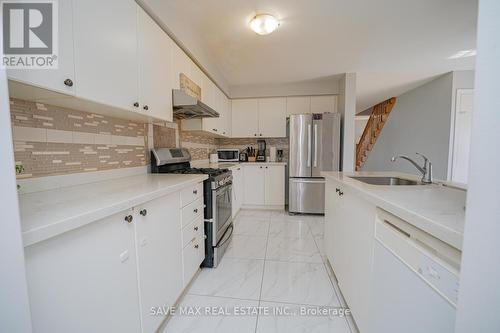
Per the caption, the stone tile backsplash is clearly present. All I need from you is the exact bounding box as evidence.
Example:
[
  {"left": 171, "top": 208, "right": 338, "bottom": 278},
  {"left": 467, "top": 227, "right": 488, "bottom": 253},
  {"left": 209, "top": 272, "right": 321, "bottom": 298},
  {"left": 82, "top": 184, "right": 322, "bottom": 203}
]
[{"left": 10, "top": 98, "right": 148, "bottom": 179}]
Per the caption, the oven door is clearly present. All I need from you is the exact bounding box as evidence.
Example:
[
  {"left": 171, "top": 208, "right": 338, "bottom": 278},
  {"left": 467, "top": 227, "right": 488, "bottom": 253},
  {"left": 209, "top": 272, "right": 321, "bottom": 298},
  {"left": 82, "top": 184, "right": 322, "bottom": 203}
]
[{"left": 212, "top": 183, "right": 233, "bottom": 246}]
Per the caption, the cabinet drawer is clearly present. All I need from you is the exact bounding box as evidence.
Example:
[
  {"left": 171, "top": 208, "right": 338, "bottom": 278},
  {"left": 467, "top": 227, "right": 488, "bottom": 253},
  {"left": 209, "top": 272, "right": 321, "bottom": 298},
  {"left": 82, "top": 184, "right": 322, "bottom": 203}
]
[
  {"left": 182, "top": 216, "right": 204, "bottom": 248},
  {"left": 182, "top": 236, "right": 205, "bottom": 286},
  {"left": 181, "top": 183, "right": 203, "bottom": 207},
  {"left": 181, "top": 197, "right": 203, "bottom": 228}
]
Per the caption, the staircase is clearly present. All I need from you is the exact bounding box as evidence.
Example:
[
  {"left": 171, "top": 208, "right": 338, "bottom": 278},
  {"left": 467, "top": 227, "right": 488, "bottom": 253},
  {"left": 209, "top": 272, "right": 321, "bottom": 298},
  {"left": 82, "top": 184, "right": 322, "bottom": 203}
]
[{"left": 355, "top": 97, "right": 397, "bottom": 171}]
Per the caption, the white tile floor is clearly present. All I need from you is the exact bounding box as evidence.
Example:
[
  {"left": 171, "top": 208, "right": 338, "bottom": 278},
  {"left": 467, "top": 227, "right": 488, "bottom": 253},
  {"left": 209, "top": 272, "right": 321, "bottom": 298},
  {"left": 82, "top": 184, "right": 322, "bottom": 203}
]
[{"left": 163, "top": 210, "right": 352, "bottom": 333}]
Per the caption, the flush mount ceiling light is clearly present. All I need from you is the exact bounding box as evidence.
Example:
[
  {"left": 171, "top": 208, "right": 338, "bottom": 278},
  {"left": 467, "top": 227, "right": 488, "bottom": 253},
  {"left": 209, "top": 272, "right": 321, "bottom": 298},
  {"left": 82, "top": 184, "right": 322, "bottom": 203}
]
[{"left": 249, "top": 14, "right": 280, "bottom": 35}]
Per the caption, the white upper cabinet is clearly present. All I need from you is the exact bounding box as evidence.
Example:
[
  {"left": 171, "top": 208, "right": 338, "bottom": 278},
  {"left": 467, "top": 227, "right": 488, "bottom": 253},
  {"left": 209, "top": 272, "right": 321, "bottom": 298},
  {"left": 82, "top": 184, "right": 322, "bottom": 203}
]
[
  {"left": 137, "top": 7, "right": 172, "bottom": 121},
  {"left": 8, "top": 0, "right": 75, "bottom": 95},
  {"left": 73, "top": 0, "right": 139, "bottom": 112},
  {"left": 171, "top": 43, "right": 191, "bottom": 90},
  {"left": 231, "top": 99, "right": 259, "bottom": 138},
  {"left": 311, "top": 95, "right": 337, "bottom": 113},
  {"left": 258, "top": 97, "right": 287, "bottom": 137},
  {"left": 286, "top": 96, "right": 311, "bottom": 116}
]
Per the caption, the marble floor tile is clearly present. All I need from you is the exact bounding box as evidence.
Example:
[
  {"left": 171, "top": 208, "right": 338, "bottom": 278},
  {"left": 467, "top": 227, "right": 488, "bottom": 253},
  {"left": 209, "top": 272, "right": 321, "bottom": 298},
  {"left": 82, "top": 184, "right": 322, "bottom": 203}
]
[
  {"left": 308, "top": 220, "right": 325, "bottom": 238},
  {"left": 163, "top": 295, "right": 258, "bottom": 333},
  {"left": 233, "top": 216, "right": 270, "bottom": 236},
  {"left": 266, "top": 234, "right": 323, "bottom": 263},
  {"left": 225, "top": 235, "right": 268, "bottom": 260},
  {"left": 314, "top": 235, "right": 325, "bottom": 255},
  {"left": 238, "top": 209, "right": 272, "bottom": 219},
  {"left": 256, "top": 301, "right": 352, "bottom": 333},
  {"left": 261, "top": 261, "right": 340, "bottom": 306},
  {"left": 188, "top": 258, "right": 264, "bottom": 300},
  {"left": 269, "top": 220, "right": 312, "bottom": 239}
]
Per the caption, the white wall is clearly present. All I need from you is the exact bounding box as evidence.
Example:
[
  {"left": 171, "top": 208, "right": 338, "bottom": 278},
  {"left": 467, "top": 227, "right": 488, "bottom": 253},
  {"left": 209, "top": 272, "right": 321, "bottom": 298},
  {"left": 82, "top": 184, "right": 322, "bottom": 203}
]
[
  {"left": 362, "top": 72, "right": 460, "bottom": 179},
  {"left": 455, "top": 0, "right": 500, "bottom": 331},
  {"left": 0, "top": 69, "right": 33, "bottom": 331},
  {"left": 338, "top": 73, "right": 357, "bottom": 172}
]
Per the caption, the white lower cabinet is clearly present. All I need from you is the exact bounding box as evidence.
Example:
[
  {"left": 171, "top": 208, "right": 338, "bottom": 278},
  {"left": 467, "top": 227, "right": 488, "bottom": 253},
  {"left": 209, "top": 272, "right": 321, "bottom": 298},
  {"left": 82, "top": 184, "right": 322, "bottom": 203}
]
[
  {"left": 24, "top": 209, "right": 142, "bottom": 333},
  {"left": 324, "top": 179, "right": 377, "bottom": 333},
  {"left": 134, "top": 193, "right": 183, "bottom": 333},
  {"left": 242, "top": 164, "right": 285, "bottom": 208},
  {"left": 231, "top": 166, "right": 244, "bottom": 217},
  {"left": 25, "top": 182, "right": 205, "bottom": 333}
]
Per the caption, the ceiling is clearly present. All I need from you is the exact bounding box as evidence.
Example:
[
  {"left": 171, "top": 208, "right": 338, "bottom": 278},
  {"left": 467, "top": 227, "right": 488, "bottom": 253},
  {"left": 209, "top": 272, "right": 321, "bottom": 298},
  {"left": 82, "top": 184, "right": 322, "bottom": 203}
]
[{"left": 143, "top": 0, "right": 478, "bottom": 111}]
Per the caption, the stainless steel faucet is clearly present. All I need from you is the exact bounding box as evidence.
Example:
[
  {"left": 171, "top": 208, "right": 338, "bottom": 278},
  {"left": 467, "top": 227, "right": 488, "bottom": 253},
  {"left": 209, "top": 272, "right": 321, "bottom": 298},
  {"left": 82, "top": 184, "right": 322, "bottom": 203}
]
[{"left": 391, "top": 153, "right": 433, "bottom": 184}]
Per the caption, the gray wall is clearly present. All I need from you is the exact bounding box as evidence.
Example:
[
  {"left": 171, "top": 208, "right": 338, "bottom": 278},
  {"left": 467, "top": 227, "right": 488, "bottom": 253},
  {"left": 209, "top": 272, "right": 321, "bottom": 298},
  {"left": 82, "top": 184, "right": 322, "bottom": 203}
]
[{"left": 362, "top": 73, "right": 455, "bottom": 179}]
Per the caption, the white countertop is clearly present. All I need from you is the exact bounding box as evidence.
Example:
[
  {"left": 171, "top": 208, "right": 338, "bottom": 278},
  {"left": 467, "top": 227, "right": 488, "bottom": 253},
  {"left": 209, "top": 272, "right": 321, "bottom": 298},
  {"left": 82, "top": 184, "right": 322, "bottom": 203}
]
[
  {"left": 19, "top": 173, "right": 208, "bottom": 247},
  {"left": 322, "top": 171, "right": 466, "bottom": 250}
]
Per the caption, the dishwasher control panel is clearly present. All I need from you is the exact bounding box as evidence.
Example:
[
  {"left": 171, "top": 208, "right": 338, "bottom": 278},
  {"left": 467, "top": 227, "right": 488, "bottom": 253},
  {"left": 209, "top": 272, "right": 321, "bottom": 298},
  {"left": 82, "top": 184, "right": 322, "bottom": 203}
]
[{"left": 418, "top": 253, "right": 460, "bottom": 306}]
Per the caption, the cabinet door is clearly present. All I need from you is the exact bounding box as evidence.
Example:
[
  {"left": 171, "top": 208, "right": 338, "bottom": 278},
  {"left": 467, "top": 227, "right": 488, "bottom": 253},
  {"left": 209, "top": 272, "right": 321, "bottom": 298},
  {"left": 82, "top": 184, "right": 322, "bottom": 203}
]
[
  {"left": 310, "top": 95, "right": 337, "bottom": 114},
  {"left": 25, "top": 210, "right": 141, "bottom": 333},
  {"left": 137, "top": 7, "right": 172, "bottom": 121},
  {"left": 336, "top": 187, "right": 375, "bottom": 332},
  {"left": 73, "top": 0, "right": 139, "bottom": 111},
  {"left": 7, "top": 0, "right": 75, "bottom": 95},
  {"left": 325, "top": 180, "right": 341, "bottom": 269},
  {"left": 203, "top": 87, "right": 224, "bottom": 135},
  {"left": 135, "top": 193, "right": 182, "bottom": 333},
  {"left": 258, "top": 98, "right": 287, "bottom": 137},
  {"left": 171, "top": 43, "right": 191, "bottom": 89},
  {"left": 243, "top": 165, "right": 265, "bottom": 205},
  {"left": 231, "top": 166, "right": 243, "bottom": 217},
  {"left": 286, "top": 96, "right": 311, "bottom": 116},
  {"left": 264, "top": 165, "right": 285, "bottom": 205},
  {"left": 231, "top": 99, "right": 259, "bottom": 138}
]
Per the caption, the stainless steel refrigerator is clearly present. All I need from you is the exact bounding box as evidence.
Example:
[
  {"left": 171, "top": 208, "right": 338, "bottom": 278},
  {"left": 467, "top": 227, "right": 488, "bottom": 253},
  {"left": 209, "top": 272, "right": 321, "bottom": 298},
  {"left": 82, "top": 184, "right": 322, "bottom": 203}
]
[{"left": 288, "top": 113, "right": 341, "bottom": 214}]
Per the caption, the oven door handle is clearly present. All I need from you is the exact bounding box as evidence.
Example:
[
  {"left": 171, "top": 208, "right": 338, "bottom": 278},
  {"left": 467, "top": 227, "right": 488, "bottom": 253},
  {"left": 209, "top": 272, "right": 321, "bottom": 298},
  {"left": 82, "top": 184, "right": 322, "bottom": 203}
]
[{"left": 216, "top": 224, "right": 234, "bottom": 249}]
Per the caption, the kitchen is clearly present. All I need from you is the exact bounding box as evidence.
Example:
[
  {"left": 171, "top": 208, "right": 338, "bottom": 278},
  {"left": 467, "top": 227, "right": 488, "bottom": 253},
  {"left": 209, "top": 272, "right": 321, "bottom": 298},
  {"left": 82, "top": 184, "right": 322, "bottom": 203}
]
[{"left": 1, "top": 1, "right": 499, "bottom": 333}]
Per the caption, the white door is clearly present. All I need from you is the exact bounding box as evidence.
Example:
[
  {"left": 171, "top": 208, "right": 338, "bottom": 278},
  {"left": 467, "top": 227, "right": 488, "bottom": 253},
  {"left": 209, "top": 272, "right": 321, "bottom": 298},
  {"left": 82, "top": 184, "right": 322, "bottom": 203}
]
[
  {"left": 451, "top": 89, "right": 474, "bottom": 184},
  {"left": 8, "top": 0, "right": 75, "bottom": 95},
  {"left": 73, "top": 0, "right": 139, "bottom": 111},
  {"left": 311, "top": 95, "right": 337, "bottom": 113},
  {"left": 258, "top": 98, "right": 287, "bottom": 137},
  {"left": 231, "top": 99, "right": 259, "bottom": 138},
  {"left": 134, "top": 193, "right": 182, "bottom": 333},
  {"left": 24, "top": 210, "right": 142, "bottom": 333},
  {"left": 286, "top": 96, "right": 311, "bottom": 116},
  {"left": 137, "top": 7, "right": 173, "bottom": 121},
  {"left": 264, "top": 165, "right": 285, "bottom": 205},
  {"left": 243, "top": 165, "right": 265, "bottom": 205}
]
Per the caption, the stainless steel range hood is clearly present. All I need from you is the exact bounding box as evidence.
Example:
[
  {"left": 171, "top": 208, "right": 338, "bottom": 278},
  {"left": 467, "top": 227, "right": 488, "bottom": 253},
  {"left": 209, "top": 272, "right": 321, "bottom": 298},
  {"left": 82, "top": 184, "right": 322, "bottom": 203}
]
[{"left": 172, "top": 89, "right": 219, "bottom": 119}]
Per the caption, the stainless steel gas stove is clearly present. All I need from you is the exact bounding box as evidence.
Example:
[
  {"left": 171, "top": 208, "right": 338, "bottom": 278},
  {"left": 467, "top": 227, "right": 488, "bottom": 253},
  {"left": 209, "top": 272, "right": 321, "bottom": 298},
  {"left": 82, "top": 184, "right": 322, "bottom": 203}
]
[{"left": 151, "top": 148, "right": 233, "bottom": 267}]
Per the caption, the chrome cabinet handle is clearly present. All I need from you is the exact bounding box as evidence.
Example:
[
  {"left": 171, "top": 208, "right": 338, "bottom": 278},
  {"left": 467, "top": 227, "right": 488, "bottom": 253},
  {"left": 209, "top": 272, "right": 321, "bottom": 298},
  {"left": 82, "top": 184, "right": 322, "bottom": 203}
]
[
  {"left": 213, "top": 128, "right": 218, "bottom": 132},
  {"left": 338, "top": 191, "right": 344, "bottom": 197},
  {"left": 194, "top": 244, "right": 199, "bottom": 249},
  {"left": 64, "top": 79, "right": 73, "bottom": 87},
  {"left": 143, "top": 105, "right": 149, "bottom": 111},
  {"left": 336, "top": 188, "right": 340, "bottom": 193},
  {"left": 124, "top": 215, "right": 133, "bottom": 223},
  {"left": 139, "top": 209, "right": 147, "bottom": 216},
  {"left": 194, "top": 208, "right": 198, "bottom": 214},
  {"left": 194, "top": 226, "right": 199, "bottom": 231},
  {"left": 193, "top": 189, "right": 198, "bottom": 195},
  {"left": 133, "top": 102, "right": 139, "bottom": 108}
]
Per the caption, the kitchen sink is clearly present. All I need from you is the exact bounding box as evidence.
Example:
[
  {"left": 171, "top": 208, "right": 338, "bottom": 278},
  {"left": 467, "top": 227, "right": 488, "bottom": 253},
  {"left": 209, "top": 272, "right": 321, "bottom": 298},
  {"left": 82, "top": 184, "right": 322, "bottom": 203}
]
[{"left": 349, "top": 176, "right": 422, "bottom": 186}]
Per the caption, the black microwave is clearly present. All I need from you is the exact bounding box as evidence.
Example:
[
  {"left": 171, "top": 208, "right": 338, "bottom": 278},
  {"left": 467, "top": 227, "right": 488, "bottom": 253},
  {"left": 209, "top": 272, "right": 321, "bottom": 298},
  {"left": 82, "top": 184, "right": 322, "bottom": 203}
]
[{"left": 217, "top": 149, "right": 240, "bottom": 162}]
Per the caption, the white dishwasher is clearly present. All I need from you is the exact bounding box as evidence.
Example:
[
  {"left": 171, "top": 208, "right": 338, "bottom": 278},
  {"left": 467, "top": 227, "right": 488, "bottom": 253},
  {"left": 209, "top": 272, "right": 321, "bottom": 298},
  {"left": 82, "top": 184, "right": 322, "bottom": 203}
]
[{"left": 371, "top": 209, "right": 461, "bottom": 333}]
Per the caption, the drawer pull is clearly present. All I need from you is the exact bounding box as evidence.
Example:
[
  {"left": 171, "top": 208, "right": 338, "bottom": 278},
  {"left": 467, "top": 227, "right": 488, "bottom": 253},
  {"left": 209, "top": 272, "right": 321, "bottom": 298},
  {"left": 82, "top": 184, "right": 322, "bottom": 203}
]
[
  {"left": 139, "top": 209, "right": 147, "bottom": 216},
  {"left": 335, "top": 188, "right": 340, "bottom": 193},
  {"left": 194, "top": 208, "right": 198, "bottom": 214},
  {"left": 193, "top": 189, "right": 198, "bottom": 195},
  {"left": 124, "top": 215, "right": 133, "bottom": 223},
  {"left": 194, "top": 226, "right": 199, "bottom": 231},
  {"left": 194, "top": 244, "right": 199, "bottom": 249}
]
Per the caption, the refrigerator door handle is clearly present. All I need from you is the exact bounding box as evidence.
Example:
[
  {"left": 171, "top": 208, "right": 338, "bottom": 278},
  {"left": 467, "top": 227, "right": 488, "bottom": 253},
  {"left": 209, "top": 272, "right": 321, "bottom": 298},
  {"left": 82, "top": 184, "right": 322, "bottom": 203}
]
[
  {"left": 314, "top": 123, "right": 318, "bottom": 167},
  {"left": 307, "top": 124, "right": 312, "bottom": 167}
]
